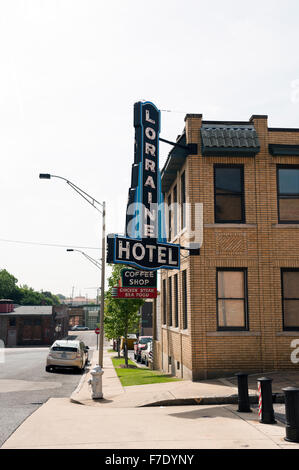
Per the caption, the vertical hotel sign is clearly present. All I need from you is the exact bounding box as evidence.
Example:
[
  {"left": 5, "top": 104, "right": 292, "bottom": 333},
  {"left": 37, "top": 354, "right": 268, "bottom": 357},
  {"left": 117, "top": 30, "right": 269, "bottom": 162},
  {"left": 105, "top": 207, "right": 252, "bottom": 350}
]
[
  {"left": 134, "top": 101, "right": 160, "bottom": 239},
  {"left": 107, "top": 101, "right": 180, "bottom": 271}
]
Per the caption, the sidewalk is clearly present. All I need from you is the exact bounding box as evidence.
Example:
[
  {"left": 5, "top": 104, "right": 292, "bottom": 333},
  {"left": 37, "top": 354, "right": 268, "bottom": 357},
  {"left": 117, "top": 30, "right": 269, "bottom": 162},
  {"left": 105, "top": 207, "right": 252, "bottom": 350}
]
[
  {"left": 70, "top": 347, "right": 294, "bottom": 408},
  {"left": 2, "top": 345, "right": 299, "bottom": 449}
]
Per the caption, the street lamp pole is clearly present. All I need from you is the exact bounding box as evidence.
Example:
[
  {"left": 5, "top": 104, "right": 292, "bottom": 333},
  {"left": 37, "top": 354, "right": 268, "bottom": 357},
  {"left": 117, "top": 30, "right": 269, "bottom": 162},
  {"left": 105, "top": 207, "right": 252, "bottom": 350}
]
[
  {"left": 40, "top": 173, "right": 106, "bottom": 398},
  {"left": 99, "top": 201, "right": 105, "bottom": 367}
]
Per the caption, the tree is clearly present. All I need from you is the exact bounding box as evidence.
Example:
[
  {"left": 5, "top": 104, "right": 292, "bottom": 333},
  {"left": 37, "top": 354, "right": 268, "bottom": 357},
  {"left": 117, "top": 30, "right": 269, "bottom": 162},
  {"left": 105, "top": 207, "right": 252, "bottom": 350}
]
[
  {"left": 56, "top": 294, "right": 66, "bottom": 300},
  {"left": 0, "top": 268, "right": 60, "bottom": 306},
  {"left": 105, "top": 264, "right": 144, "bottom": 367},
  {"left": 0, "top": 269, "right": 19, "bottom": 300}
]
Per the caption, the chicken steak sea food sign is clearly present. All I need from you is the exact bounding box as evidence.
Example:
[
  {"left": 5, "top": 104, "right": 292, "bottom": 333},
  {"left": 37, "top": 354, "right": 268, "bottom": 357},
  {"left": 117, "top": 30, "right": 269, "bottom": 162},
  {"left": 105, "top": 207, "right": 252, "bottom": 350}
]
[{"left": 107, "top": 101, "right": 180, "bottom": 298}]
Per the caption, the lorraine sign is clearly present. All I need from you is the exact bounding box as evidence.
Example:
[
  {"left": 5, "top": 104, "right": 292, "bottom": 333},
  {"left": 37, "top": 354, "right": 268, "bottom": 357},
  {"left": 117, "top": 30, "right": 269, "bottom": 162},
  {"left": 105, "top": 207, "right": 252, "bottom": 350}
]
[{"left": 107, "top": 100, "right": 180, "bottom": 271}]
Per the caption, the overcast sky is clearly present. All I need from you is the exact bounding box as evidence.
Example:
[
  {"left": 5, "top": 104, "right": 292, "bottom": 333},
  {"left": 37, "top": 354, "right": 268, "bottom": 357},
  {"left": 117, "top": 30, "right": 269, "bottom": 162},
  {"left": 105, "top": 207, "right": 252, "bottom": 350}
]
[{"left": 1, "top": 0, "right": 299, "bottom": 298}]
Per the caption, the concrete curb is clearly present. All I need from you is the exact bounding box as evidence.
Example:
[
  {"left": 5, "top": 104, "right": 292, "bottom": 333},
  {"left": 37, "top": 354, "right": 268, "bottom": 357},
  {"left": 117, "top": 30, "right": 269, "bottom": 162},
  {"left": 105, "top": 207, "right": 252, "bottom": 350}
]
[
  {"left": 141, "top": 393, "right": 285, "bottom": 407},
  {"left": 70, "top": 390, "right": 285, "bottom": 408}
]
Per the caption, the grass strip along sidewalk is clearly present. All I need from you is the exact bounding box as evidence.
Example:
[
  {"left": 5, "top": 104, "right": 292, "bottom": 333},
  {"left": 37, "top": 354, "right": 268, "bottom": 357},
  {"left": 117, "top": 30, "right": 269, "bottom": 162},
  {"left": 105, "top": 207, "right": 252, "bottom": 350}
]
[{"left": 111, "top": 357, "right": 181, "bottom": 387}]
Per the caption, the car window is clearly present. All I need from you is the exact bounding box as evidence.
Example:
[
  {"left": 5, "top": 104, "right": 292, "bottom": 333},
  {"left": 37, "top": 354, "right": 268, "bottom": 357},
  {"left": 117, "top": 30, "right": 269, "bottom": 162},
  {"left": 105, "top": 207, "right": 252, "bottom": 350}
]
[
  {"left": 139, "top": 338, "right": 152, "bottom": 344},
  {"left": 52, "top": 346, "right": 78, "bottom": 352}
]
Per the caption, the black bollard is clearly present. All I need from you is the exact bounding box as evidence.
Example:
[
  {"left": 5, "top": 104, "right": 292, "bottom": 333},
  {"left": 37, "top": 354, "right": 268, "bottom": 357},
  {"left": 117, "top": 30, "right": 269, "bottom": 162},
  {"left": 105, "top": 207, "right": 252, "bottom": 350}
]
[
  {"left": 282, "top": 387, "right": 299, "bottom": 443},
  {"left": 257, "top": 377, "right": 276, "bottom": 424},
  {"left": 235, "top": 372, "right": 252, "bottom": 412}
]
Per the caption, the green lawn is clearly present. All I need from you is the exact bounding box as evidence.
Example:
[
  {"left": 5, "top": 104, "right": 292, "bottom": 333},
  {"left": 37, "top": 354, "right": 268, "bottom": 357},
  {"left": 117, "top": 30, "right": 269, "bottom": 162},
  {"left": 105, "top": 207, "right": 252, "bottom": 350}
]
[{"left": 111, "top": 357, "right": 181, "bottom": 386}]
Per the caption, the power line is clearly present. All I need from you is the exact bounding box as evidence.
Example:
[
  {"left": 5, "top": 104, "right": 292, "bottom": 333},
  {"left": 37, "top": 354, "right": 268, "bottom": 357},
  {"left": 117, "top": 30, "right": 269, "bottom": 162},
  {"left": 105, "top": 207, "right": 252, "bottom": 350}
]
[
  {"left": 0, "top": 238, "right": 100, "bottom": 250},
  {"left": 160, "top": 109, "right": 190, "bottom": 114}
]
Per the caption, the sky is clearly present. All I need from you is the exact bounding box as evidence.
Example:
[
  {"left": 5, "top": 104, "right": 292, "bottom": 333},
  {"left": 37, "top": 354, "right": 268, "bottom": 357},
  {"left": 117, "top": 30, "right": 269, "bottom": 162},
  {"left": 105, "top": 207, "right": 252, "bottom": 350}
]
[{"left": 1, "top": 0, "right": 299, "bottom": 298}]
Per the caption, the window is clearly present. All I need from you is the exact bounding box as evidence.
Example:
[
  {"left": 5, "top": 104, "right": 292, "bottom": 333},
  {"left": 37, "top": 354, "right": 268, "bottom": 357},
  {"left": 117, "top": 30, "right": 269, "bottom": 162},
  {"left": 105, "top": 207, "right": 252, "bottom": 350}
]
[
  {"left": 282, "top": 269, "right": 299, "bottom": 330},
  {"left": 9, "top": 317, "right": 16, "bottom": 327},
  {"left": 168, "top": 194, "right": 172, "bottom": 241},
  {"left": 214, "top": 165, "right": 245, "bottom": 223},
  {"left": 173, "top": 185, "right": 178, "bottom": 237},
  {"left": 182, "top": 270, "right": 188, "bottom": 329},
  {"left": 52, "top": 346, "right": 77, "bottom": 352},
  {"left": 168, "top": 277, "right": 173, "bottom": 326},
  {"left": 277, "top": 166, "right": 299, "bottom": 223},
  {"left": 174, "top": 274, "right": 179, "bottom": 328},
  {"left": 162, "top": 279, "right": 167, "bottom": 325},
  {"left": 217, "top": 269, "right": 248, "bottom": 330},
  {"left": 181, "top": 172, "right": 186, "bottom": 229}
]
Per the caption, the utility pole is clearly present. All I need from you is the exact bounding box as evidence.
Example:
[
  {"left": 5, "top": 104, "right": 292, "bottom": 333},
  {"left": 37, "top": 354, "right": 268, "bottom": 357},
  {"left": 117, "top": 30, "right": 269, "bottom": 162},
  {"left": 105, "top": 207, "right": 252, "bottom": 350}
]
[
  {"left": 99, "top": 201, "right": 105, "bottom": 367},
  {"left": 39, "top": 173, "right": 106, "bottom": 399}
]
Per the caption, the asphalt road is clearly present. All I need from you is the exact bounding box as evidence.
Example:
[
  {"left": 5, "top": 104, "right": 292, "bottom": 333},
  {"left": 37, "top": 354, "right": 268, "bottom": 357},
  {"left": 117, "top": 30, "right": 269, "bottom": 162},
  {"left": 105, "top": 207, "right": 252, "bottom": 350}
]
[{"left": 0, "top": 330, "right": 97, "bottom": 447}]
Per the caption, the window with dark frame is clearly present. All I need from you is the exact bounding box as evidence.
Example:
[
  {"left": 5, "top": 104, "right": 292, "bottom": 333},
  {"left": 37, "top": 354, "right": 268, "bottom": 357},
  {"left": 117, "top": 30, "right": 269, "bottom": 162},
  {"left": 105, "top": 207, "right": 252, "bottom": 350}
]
[
  {"left": 277, "top": 166, "right": 299, "bottom": 223},
  {"left": 168, "top": 194, "right": 172, "bottom": 241},
  {"left": 182, "top": 270, "right": 188, "bottom": 330},
  {"left": 162, "top": 279, "right": 167, "bottom": 325},
  {"left": 168, "top": 276, "right": 173, "bottom": 327},
  {"left": 214, "top": 165, "right": 245, "bottom": 223},
  {"left": 173, "top": 185, "right": 178, "bottom": 237},
  {"left": 174, "top": 273, "right": 179, "bottom": 328},
  {"left": 282, "top": 269, "right": 299, "bottom": 330},
  {"left": 217, "top": 269, "right": 248, "bottom": 330},
  {"left": 181, "top": 171, "right": 186, "bottom": 230},
  {"left": 9, "top": 317, "right": 16, "bottom": 327}
]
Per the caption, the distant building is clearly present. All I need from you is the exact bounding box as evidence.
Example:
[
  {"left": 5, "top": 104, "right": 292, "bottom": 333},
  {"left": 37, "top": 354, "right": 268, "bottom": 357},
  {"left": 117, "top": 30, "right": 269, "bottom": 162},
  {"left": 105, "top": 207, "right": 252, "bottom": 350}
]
[
  {"left": 83, "top": 305, "right": 100, "bottom": 330},
  {"left": 0, "top": 301, "right": 68, "bottom": 347},
  {"left": 62, "top": 296, "right": 97, "bottom": 306},
  {"left": 67, "top": 304, "right": 100, "bottom": 330},
  {"left": 68, "top": 306, "right": 85, "bottom": 327}
]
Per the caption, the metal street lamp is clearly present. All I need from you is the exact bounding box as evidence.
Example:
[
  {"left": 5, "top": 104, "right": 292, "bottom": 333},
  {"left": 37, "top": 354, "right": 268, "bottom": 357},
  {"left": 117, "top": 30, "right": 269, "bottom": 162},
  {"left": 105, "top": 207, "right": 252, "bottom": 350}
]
[
  {"left": 39, "top": 173, "right": 106, "bottom": 399},
  {"left": 67, "top": 249, "right": 101, "bottom": 342},
  {"left": 66, "top": 249, "right": 102, "bottom": 270}
]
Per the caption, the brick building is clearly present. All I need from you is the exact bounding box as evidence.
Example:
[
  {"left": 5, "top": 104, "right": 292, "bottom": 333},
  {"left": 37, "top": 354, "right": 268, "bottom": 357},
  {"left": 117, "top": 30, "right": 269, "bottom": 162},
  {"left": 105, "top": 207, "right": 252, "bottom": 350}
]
[
  {"left": 0, "top": 301, "right": 68, "bottom": 347},
  {"left": 67, "top": 304, "right": 100, "bottom": 329},
  {"left": 154, "top": 113, "right": 299, "bottom": 380}
]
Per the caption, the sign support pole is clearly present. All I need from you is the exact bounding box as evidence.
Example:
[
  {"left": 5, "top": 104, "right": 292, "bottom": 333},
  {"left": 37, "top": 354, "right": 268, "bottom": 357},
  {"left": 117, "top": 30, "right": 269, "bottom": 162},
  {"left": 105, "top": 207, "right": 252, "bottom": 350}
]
[{"left": 99, "top": 201, "right": 106, "bottom": 368}]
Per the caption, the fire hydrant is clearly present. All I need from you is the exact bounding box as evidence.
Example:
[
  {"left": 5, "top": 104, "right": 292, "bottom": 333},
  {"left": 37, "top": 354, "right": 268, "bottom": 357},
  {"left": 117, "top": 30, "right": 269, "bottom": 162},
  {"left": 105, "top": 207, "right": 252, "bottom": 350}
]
[{"left": 88, "top": 365, "right": 104, "bottom": 399}]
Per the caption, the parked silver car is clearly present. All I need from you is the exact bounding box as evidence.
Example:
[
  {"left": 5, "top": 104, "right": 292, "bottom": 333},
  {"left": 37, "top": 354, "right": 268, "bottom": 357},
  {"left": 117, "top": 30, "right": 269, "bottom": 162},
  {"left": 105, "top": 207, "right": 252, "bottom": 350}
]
[
  {"left": 46, "top": 340, "right": 89, "bottom": 372},
  {"left": 140, "top": 341, "right": 153, "bottom": 367}
]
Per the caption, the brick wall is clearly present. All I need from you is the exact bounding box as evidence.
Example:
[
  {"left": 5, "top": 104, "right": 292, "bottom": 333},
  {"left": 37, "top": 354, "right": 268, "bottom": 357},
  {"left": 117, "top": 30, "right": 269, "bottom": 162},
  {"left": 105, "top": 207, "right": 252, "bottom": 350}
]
[{"left": 155, "top": 113, "right": 299, "bottom": 380}]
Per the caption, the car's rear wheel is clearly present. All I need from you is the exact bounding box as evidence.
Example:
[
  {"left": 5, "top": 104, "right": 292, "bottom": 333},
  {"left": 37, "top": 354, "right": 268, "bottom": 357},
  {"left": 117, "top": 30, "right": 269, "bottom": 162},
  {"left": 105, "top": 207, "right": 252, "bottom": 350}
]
[{"left": 45, "top": 366, "right": 52, "bottom": 373}]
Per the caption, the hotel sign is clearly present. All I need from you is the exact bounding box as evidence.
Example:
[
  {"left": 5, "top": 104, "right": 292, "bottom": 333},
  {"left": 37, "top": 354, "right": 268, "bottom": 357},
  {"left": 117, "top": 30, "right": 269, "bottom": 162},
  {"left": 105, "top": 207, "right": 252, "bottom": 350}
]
[
  {"left": 134, "top": 101, "right": 160, "bottom": 239},
  {"left": 107, "top": 235, "right": 179, "bottom": 271},
  {"left": 107, "top": 100, "right": 180, "bottom": 271}
]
